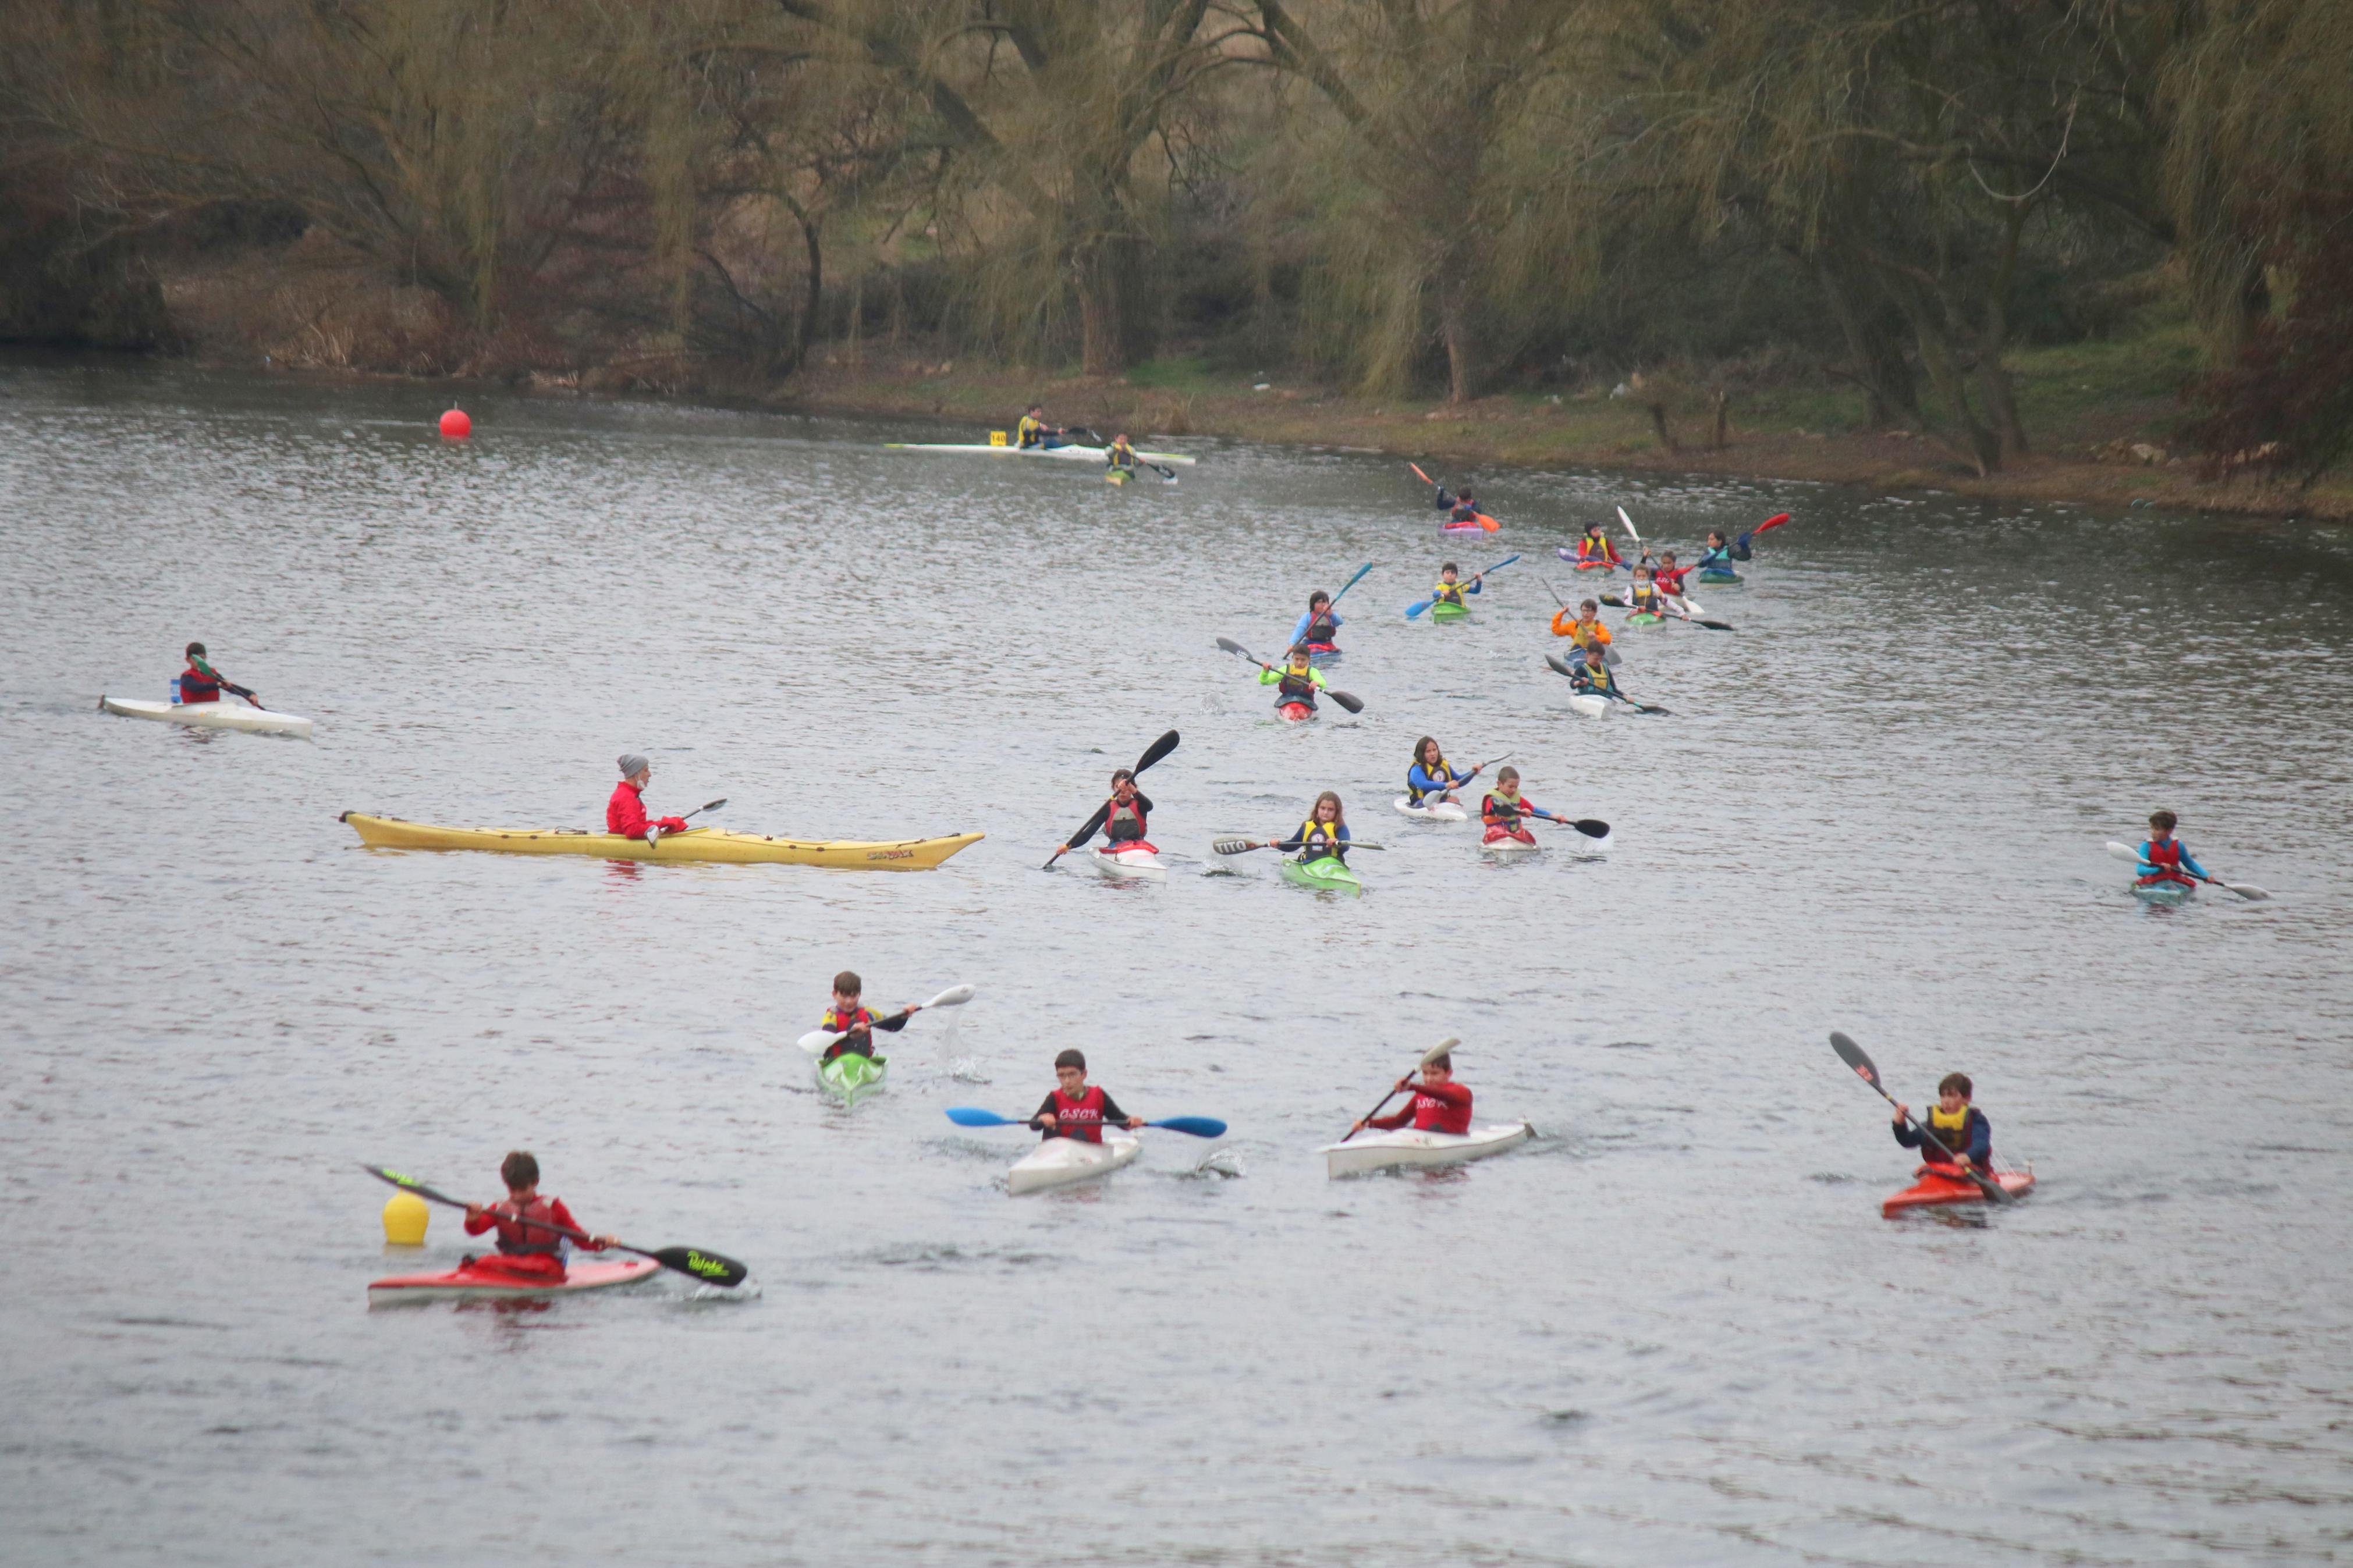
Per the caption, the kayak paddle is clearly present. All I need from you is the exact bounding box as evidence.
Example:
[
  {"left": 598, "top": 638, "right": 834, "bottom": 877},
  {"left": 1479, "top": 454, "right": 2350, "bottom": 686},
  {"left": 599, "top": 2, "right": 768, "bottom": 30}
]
[
  {"left": 2103, "top": 841, "right": 2269, "bottom": 901},
  {"left": 1617, "top": 504, "right": 1641, "bottom": 551},
  {"left": 1540, "top": 581, "right": 1624, "bottom": 665},
  {"left": 1543, "top": 652, "right": 1670, "bottom": 714},
  {"left": 1044, "top": 730, "right": 1181, "bottom": 869},
  {"left": 1213, "top": 638, "right": 1365, "bottom": 713},
  {"left": 1326, "top": 560, "right": 1377, "bottom": 609},
  {"left": 1825, "top": 1034, "right": 2007, "bottom": 1205},
  {"left": 1522, "top": 809, "right": 1611, "bottom": 838},
  {"left": 359, "top": 1164, "right": 751, "bottom": 1286},
  {"left": 1407, "top": 555, "right": 1516, "bottom": 620},
  {"left": 1338, "top": 1037, "right": 1460, "bottom": 1143},
  {"left": 643, "top": 798, "right": 726, "bottom": 847},
  {"left": 1598, "top": 590, "right": 1732, "bottom": 631},
  {"left": 1212, "top": 837, "right": 1386, "bottom": 855},
  {"left": 796, "top": 983, "right": 977, "bottom": 1055},
  {"left": 944, "top": 1107, "right": 1229, "bottom": 1138}
]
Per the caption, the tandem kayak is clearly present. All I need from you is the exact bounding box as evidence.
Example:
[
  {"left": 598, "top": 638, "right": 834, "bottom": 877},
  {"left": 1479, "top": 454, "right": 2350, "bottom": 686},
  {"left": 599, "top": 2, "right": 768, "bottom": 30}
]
[
  {"left": 1882, "top": 1164, "right": 2035, "bottom": 1217},
  {"left": 1394, "top": 797, "right": 1468, "bottom": 823},
  {"left": 1087, "top": 844, "right": 1166, "bottom": 880},
  {"left": 101, "top": 696, "right": 314, "bottom": 739},
  {"left": 1428, "top": 601, "right": 1471, "bottom": 621},
  {"left": 884, "top": 441, "right": 1195, "bottom": 467},
  {"left": 2131, "top": 878, "right": 2197, "bottom": 904},
  {"left": 1319, "top": 1121, "right": 1534, "bottom": 1179},
  {"left": 1007, "top": 1131, "right": 1142, "bottom": 1195},
  {"left": 340, "top": 813, "right": 982, "bottom": 869},
  {"left": 1280, "top": 855, "right": 1362, "bottom": 897},
  {"left": 368, "top": 1257, "right": 662, "bottom": 1306},
  {"left": 817, "top": 1050, "right": 887, "bottom": 1105}
]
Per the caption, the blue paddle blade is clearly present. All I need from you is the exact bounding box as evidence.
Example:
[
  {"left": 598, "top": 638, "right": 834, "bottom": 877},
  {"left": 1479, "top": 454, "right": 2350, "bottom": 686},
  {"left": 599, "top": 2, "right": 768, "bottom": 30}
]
[
  {"left": 1149, "top": 1116, "right": 1228, "bottom": 1138},
  {"left": 1406, "top": 598, "right": 1432, "bottom": 618},
  {"left": 944, "top": 1107, "right": 1017, "bottom": 1128}
]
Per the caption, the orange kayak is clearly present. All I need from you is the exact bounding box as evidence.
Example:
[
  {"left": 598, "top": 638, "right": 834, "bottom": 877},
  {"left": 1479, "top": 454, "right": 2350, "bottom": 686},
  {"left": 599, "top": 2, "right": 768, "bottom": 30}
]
[{"left": 1883, "top": 1164, "right": 2035, "bottom": 1217}]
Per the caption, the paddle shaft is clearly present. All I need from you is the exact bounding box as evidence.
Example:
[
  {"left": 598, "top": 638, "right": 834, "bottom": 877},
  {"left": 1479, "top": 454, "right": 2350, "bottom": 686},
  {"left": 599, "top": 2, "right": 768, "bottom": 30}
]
[{"left": 1339, "top": 1039, "right": 1461, "bottom": 1143}]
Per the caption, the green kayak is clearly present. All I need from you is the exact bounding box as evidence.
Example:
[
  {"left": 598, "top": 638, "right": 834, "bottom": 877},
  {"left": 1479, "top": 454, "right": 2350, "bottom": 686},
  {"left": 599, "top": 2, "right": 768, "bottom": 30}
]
[
  {"left": 817, "top": 1050, "right": 888, "bottom": 1104},
  {"left": 1624, "top": 611, "right": 1664, "bottom": 627},
  {"left": 1281, "top": 854, "right": 1363, "bottom": 897},
  {"left": 1697, "top": 569, "right": 1742, "bottom": 584},
  {"left": 1428, "top": 600, "right": 1470, "bottom": 621}
]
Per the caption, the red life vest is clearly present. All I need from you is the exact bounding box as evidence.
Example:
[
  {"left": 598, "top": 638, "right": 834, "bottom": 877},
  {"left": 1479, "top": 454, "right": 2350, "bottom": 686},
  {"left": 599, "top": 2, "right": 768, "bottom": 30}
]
[
  {"left": 1653, "top": 563, "right": 1690, "bottom": 592},
  {"left": 179, "top": 661, "right": 221, "bottom": 703},
  {"left": 489, "top": 1197, "right": 566, "bottom": 1257},
  {"left": 2140, "top": 838, "right": 2192, "bottom": 886},
  {"left": 1579, "top": 535, "right": 1615, "bottom": 564},
  {"left": 820, "top": 1004, "right": 875, "bottom": 1061},
  {"left": 1105, "top": 796, "right": 1148, "bottom": 841},
  {"left": 1049, "top": 1084, "right": 1109, "bottom": 1143},
  {"left": 1411, "top": 1083, "right": 1474, "bottom": 1134}
]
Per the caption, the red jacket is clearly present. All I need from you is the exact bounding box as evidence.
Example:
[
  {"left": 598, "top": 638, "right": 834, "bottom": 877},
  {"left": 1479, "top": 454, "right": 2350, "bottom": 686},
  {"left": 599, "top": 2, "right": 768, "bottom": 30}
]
[
  {"left": 608, "top": 780, "right": 651, "bottom": 838},
  {"left": 464, "top": 1196, "right": 595, "bottom": 1256},
  {"left": 1369, "top": 1079, "right": 1473, "bottom": 1135}
]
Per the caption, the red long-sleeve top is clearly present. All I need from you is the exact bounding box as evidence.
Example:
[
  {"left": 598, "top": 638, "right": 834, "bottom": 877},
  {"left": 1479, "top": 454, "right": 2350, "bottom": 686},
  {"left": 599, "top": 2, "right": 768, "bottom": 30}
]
[
  {"left": 607, "top": 780, "right": 651, "bottom": 838},
  {"left": 1368, "top": 1079, "right": 1473, "bottom": 1135}
]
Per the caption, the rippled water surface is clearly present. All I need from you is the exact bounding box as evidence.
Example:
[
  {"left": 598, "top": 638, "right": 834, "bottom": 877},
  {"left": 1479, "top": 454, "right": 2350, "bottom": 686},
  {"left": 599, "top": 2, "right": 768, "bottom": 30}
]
[{"left": 4, "top": 360, "right": 2351, "bottom": 1566}]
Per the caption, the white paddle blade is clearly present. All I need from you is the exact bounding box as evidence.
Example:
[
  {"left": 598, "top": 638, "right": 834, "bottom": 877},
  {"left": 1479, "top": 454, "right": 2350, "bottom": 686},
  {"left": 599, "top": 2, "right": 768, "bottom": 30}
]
[
  {"left": 1617, "top": 505, "right": 1640, "bottom": 542},
  {"left": 2223, "top": 881, "right": 2271, "bottom": 901},
  {"left": 1420, "top": 1036, "right": 1463, "bottom": 1066},
  {"left": 925, "top": 984, "right": 977, "bottom": 1009},
  {"left": 2104, "top": 841, "right": 2145, "bottom": 863},
  {"left": 795, "top": 1029, "right": 838, "bottom": 1055}
]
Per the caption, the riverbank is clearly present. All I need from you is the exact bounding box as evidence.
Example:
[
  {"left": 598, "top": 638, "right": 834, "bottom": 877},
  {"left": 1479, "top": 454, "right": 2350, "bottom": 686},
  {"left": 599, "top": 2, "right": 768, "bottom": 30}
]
[{"left": 773, "top": 337, "right": 2352, "bottom": 521}]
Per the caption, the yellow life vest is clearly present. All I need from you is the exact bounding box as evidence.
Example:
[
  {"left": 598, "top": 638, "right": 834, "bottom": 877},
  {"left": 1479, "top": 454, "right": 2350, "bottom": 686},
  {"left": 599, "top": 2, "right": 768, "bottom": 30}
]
[
  {"left": 1433, "top": 580, "right": 1465, "bottom": 605},
  {"left": 1294, "top": 816, "right": 1343, "bottom": 855},
  {"left": 1408, "top": 752, "right": 1452, "bottom": 803},
  {"left": 1929, "top": 1103, "right": 1972, "bottom": 1150},
  {"left": 1017, "top": 414, "right": 1047, "bottom": 446}
]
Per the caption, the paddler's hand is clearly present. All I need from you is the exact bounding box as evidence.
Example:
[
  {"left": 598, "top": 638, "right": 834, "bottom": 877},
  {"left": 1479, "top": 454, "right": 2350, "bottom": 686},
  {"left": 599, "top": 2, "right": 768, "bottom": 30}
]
[
  {"left": 656, "top": 816, "right": 688, "bottom": 833},
  {"left": 1348, "top": 1118, "right": 1368, "bottom": 1135},
  {"left": 1892, "top": 1103, "right": 1911, "bottom": 1125},
  {"left": 465, "top": 1203, "right": 487, "bottom": 1222},
  {"left": 1125, "top": 1117, "right": 1145, "bottom": 1130},
  {"left": 587, "top": 1234, "right": 616, "bottom": 1250}
]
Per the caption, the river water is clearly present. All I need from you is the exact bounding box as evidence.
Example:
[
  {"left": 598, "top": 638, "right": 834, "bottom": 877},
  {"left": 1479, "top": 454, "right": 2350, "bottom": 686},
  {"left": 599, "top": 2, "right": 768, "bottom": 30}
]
[{"left": 3, "top": 359, "right": 2350, "bottom": 1566}]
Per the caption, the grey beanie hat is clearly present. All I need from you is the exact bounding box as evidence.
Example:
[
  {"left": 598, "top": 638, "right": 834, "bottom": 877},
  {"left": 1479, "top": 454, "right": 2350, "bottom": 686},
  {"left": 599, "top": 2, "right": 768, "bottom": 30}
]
[{"left": 617, "top": 753, "right": 650, "bottom": 778}]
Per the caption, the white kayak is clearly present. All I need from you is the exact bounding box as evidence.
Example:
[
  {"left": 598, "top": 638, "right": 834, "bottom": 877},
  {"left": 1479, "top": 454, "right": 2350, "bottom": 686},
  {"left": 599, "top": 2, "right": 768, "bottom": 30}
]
[
  {"left": 1007, "top": 1130, "right": 1141, "bottom": 1195},
  {"left": 1479, "top": 834, "right": 1542, "bottom": 858},
  {"left": 1393, "top": 797, "right": 1468, "bottom": 823},
  {"left": 101, "top": 695, "right": 314, "bottom": 739},
  {"left": 1086, "top": 845, "right": 1167, "bottom": 880},
  {"left": 885, "top": 441, "right": 1195, "bottom": 467},
  {"left": 1320, "top": 1121, "right": 1534, "bottom": 1179},
  {"left": 1564, "top": 694, "right": 1612, "bottom": 720}
]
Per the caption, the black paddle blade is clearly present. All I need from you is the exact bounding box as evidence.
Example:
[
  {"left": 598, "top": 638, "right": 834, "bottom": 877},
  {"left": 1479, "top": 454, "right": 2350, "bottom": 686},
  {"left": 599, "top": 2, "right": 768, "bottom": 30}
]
[
  {"left": 1828, "top": 1032, "right": 1880, "bottom": 1089},
  {"left": 1133, "top": 728, "right": 1181, "bottom": 774},
  {"left": 1695, "top": 619, "right": 1733, "bottom": 631},
  {"left": 360, "top": 1163, "right": 464, "bottom": 1208},
  {"left": 651, "top": 1245, "right": 748, "bottom": 1288},
  {"left": 1215, "top": 636, "right": 1253, "bottom": 660},
  {"left": 1327, "top": 689, "right": 1365, "bottom": 714},
  {"left": 1571, "top": 818, "right": 1610, "bottom": 838},
  {"left": 1545, "top": 653, "right": 1579, "bottom": 680}
]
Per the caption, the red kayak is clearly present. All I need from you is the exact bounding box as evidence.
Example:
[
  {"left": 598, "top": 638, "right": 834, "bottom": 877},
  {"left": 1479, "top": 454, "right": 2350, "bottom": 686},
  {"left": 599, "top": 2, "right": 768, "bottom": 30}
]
[
  {"left": 368, "top": 1257, "right": 661, "bottom": 1305},
  {"left": 1277, "top": 701, "right": 1316, "bottom": 722},
  {"left": 1882, "top": 1164, "right": 2035, "bottom": 1217},
  {"left": 1442, "top": 514, "right": 1499, "bottom": 533}
]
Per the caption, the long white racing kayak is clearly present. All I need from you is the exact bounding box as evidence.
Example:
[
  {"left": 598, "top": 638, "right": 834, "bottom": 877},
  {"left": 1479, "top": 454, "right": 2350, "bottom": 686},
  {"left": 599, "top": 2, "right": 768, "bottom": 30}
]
[
  {"left": 101, "top": 695, "right": 314, "bottom": 738},
  {"left": 1007, "top": 1131, "right": 1141, "bottom": 1194},
  {"left": 1394, "top": 797, "right": 1468, "bottom": 822},
  {"left": 1319, "top": 1121, "right": 1534, "bottom": 1179},
  {"left": 1086, "top": 845, "right": 1167, "bottom": 880},
  {"left": 885, "top": 441, "right": 1195, "bottom": 467}
]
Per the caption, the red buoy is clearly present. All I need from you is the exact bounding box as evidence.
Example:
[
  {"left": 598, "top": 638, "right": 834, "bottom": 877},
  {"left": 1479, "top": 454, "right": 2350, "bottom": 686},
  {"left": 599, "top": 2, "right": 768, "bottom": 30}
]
[{"left": 438, "top": 407, "right": 472, "bottom": 439}]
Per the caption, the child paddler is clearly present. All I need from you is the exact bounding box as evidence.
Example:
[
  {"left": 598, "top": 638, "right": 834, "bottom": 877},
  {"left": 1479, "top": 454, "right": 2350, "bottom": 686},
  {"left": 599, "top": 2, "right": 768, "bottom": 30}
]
[
  {"left": 1105, "top": 433, "right": 1140, "bottom": 476},
  {"left": 176, "top": 641, "right": 252, "bottom": 705},
  {"left": 1350, "top": 1049, "right": 1472, "bottom": 1137},
  {"left": 1277, "top": 790, "right": 1351, "bottom": 863},
  {"left": 1406, "top": 736, "right": 1481, "bottom": 809},
  {"left": 1259, "top": 645, "right": 1331, "bottom": 714},
  {"left": 817, "top": 969, "right": 921, "bottom": 1065},
  {"left": 1891, "top": 1072, "right": 1993, "bottom": 1174},
  {"left": 1290, "top": 590, "right": 1344, "bottom": 655},
  {"left": 1432, "top": 480, "right": 1480, "bottom": 525},
  {"left": 1649, "top": 552, "right": 1695, "bottom": 611},
  {"left": 2134, "top": 809, "right": 2211, "bottom": 892},
  {"left": 1570, "top": 643, "right": 1627, "bottom": 702},
  {"left": 1429, "top": 561, "right": 1483, "bottom": 611},
  {"left": 462, "top": 1151, "right": 617, "bottom": 1282},
  {"left": 1479, "top": 765, "right": 1547, "bottom": 846},
  {"left": 1626, "top": 564, "right": 1667, "bottom": 617},
  {"left": 608, "top": 753, "right": 688, "bottom": 841},
  {"left": 1550, "top": 597, "right": 1613, "bottom": 651},
  {"left": 1032, "top": 1048, "right": 1146, "bottom": 1140},
  {"left": 1016, "top": 404, "right": 1067, "bottom": 449},
  {"left": 1099, "top": 769, "right": 1154, "bottom": 852},
  {"left": 1575, "top": 521, "right": 1621, "bottom": 570}
]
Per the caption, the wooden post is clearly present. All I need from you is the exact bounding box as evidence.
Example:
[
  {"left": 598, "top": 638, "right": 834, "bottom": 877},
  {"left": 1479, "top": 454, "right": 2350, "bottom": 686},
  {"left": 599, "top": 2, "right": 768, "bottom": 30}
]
[
  {"left": 1712, "top": 387, "right": 1729, "bottom": 449},
  {"left": 1645, "top": 400, "right": 1680, "bottom": 454}
]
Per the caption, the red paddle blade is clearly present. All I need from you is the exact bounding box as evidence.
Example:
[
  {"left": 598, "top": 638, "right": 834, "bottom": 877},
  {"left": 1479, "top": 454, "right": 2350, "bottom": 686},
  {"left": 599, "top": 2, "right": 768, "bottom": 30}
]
[
  {"left": 1410, "top": 463, "right": 1433, "bottom": 485},
  {"left": 1755, "top": 513, "right": 1791, "bottom": 532}
]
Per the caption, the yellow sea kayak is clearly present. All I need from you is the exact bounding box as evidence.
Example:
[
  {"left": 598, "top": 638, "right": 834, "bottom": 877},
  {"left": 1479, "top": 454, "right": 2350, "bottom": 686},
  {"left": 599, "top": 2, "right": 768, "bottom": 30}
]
[{"left": 339, "top": 812, "right": 982, "bottom": 869}]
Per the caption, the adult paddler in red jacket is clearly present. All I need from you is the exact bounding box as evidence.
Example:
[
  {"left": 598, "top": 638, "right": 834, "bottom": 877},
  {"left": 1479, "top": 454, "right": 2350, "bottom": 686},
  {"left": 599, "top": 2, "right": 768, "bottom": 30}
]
[
  {"left": 1350, "top": 1050, "right": 1474, "bottom": 1136},
  {"left": 608, "top": 753, "right": 687, "bottom": 841},
  {"left": 462, "top": 1151, "right": 616, "bottom": 1282}
]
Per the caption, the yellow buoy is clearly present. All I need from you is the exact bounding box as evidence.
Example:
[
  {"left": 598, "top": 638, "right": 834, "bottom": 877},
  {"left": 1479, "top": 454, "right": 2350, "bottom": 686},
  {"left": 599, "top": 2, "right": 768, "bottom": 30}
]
[{"left": 382, "top": 1190, "right": 431, "bottom": 1245}]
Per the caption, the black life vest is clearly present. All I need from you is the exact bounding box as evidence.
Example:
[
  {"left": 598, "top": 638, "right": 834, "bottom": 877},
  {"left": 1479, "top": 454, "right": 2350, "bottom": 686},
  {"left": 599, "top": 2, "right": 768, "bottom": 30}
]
[{"left": 1304, "top": 611, "right": 1339, "bottom": 647}]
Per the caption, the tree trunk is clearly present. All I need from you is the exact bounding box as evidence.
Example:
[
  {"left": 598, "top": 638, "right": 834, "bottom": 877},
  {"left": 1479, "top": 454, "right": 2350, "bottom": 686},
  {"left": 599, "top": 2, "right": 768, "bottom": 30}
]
[
  {"left": 1971, "top": 205, "right": 2029, "bottom": 460},
  {"left": 793, "top": 209, "right": 823, "bottom": 377},
  {"left": 1891, "top": 279, "right": 2000, "bottom": 475},
  {"left": 1076, "top": 230, "right": 1148, "bottom": 377},
  {"left": 1439, "top": 275, "right": 1482, "bottom": 405},
  {"left": 1813, "top": 255, "right": 1919, "bottom": 428}
]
